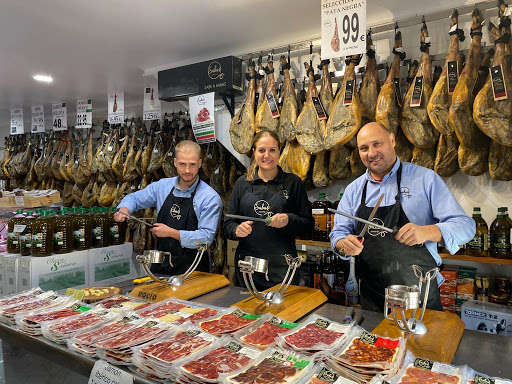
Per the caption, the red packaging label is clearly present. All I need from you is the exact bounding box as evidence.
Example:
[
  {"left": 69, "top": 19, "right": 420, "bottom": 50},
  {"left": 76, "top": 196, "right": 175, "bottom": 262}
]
[{"left": 375, "top": 337, "right": 400, "bottom": 349}]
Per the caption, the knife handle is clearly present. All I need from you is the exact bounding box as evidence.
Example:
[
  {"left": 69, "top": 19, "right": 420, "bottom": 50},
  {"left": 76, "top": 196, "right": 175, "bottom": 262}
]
[{"left": 356, "top": 236, "right": 363, "bottom": 243}]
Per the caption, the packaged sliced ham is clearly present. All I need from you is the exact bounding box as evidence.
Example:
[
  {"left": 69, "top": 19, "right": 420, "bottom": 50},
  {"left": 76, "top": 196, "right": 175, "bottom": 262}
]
[
  {"left": 15, "top": 301, "right": 91, "bottom": 335},
  {"left": 297, "top": 363, "right": 359, "bottom": 384},
  {"left": 96, "top": 318, "right": 173, "bottom": 365},
  {"left": 233, "top": 314, "right": 299, "bottom": 350},
  {"left": 131, "top": 324, "right": 218, "bottom": 381},
  {"left": 94, "top": 295, "right": 151, "bottom": 312},
  {"left": 174, "top": 335, "right": 261, "bottom": 383},
  {"left": 277, "top": 314, "right": 351, "bottom": 353},
  {"left": 0, "top": 292, "right": 70, "bottom": 325},
  {"left": 387, "top": 351, "right": 468, "bottom": 384},
  {"left": 139, "top": 298, "right": 223, "bottom": 324},
  {"left": 465, "top": 368, "right": 512, "bottom": 384},
  {"left": 0, "top": 287, "right": 45, "bottom": 307},
  {"left": 198, "top": 307, "right": 261, "bottom": 335},
  {"left": 67, "top": 312, "right": 144, "bottom": 358},
  {"left": 221, "top": 347, "right": 315, "bottom": 384},
  {"left": 41, "top": 306, "right": 120, "bottom": 344}
]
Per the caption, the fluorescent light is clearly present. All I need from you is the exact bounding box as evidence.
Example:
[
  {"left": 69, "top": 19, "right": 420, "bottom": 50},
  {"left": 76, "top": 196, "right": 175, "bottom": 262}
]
[{"left": 33, "top": 74, "right": 53, "bottom": 83}]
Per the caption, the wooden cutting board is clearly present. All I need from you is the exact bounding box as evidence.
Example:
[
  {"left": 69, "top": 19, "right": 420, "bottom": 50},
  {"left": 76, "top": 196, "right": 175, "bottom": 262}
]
[
  {"left": 372, "top": 309, "right": 464, "bottom": 363},
  {"left": 233, "top": 285, "right": 327, "bottom": 322},
  {"left": 129, "top": 272, "right": 230, "bottom": 303}
]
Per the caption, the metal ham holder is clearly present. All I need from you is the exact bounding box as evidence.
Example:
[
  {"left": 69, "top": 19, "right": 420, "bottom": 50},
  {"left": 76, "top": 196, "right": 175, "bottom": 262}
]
[
  {"left": 238, "top": 254, "right": 302, "bottom": 305},
  {"left": 384, "top": 265, "right": 439, "bottom": 335},
  {"left": 135, "top": 243, "right": 209, "bottom": 289}
]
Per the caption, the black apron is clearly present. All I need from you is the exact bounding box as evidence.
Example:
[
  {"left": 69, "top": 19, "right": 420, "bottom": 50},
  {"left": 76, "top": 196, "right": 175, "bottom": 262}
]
[
  {"left": 234, "top": 181, "right": 298, "bottom": 291},
  {"left": 152, "top": 179, "right": 210, "bottom": 275},
  {"left": 356, "top": 165, "right": 442, "bottom": 312}
]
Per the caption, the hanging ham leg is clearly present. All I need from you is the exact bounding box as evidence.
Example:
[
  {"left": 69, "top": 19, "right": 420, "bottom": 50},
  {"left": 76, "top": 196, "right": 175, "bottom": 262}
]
[
  {"left": 279, "top": 55, "right": 298, "bottom": 142},
  {"left": 255, "top": 59, "right": 280, "bottom": 140},
  {"left": 360, "top": 32, "right": 380, "bottom": 126}
]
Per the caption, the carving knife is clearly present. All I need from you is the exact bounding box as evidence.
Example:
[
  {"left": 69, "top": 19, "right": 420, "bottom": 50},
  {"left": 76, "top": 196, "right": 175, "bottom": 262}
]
[
  {"left": 357, "top": 193, "right": 385, "bottom": 240},
  {"left": 225, "top": 214, "right": 272, "bottom": 225},
  {"left": 328, "top": 208, "right": 397, "bottom": 234}
]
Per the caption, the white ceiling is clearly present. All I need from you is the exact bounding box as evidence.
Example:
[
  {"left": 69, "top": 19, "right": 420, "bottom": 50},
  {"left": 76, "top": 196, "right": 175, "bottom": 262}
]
[{"left": 0, "top": 0, "right": 482, "bottom": 128}]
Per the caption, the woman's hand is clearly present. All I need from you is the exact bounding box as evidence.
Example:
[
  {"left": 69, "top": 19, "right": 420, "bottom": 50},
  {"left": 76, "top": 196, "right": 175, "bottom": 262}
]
[
  {"left": 267, "top": 213, "right": 289, "bottom": 228},
  {"left": 235, "top": 221, "right": 254, "bottom": 238}
]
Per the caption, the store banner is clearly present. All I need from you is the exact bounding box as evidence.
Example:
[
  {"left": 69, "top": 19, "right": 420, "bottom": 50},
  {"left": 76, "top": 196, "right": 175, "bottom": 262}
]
[
  {"left": 10, "top": 108, "right": 24, "bottom": 135},
  {"left": 321, "top": 0, "right": 367, "bottom": 60},
  {"left": 189, "top": 92, "right": 216, "bottom": 144},
  {"left": 143, "top": 75, "right": 161, "bottom": 121},
  {"left": 31, "top": 105, "right": 45, "bottom": 133},
  {"left": 108, "top": 92, "right": 124, "bottom": 125},
  {"left": 88, "top": 359, "right": 132, "bottom": 384},
  {"left": 76, "top": 99, "right": 92, "bottom": 128},
  {"left": 52, "top": 102, "right": 68, "bottom": 131}
]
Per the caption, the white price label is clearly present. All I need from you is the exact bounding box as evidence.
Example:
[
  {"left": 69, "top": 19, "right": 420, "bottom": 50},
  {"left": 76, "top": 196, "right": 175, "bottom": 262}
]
[
  {"left": 31, "top": 105, "right": 45, "bottom": 133},
  {"left": 321, "top": 0, "right": 367, "bottom": 60},
  {"left": 10, "top": 108, "right": 24, "bottom": 135},
  {"left": 108, "top": 92, "right": 124, "bottom": 125},
  {"left": 143, "top": 75, "right": 161, "bottom": 121},
  {"left": 14, "top": 196, "right": 24, "bottom": 206},
  {"left": 76, "top": 99, "right": 92, "bottom": 128},
  {"left": 143, "top": 111, "right": 160, "bottom": 120},
  {"left": 52, "top": 103, "right": 68, "bottom": 131},
  {"left": 88, "top": 360, "right": 133, "bottom": 384}
]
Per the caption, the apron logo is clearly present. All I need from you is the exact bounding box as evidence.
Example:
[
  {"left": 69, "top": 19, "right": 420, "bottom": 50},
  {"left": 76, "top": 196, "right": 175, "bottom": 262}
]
[
  {"left": 283, "top": 189, "right": 289, "bottom": 200},
  {"left": 400, "top": 186, "right": 412, "bottom": 198},
  {"left": 254, "top": 200, "right": 273, "bottom": 217},
  {"left": 367, "top": 218, "right": 387, "bottom": 237},
  {"left": 170, "top": 204, "right": 181, "bottom": 220}
]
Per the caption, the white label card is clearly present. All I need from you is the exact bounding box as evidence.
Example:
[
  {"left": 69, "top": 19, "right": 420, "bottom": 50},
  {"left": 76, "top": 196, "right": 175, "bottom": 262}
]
[
  {"left": 10, "top": 108, "right": 24, "bottom": 135},
  {"left": 189, "top": 92, "right": 216, "bottom": 144},
  {"left": 76, "top": 99, "right": 92, "bottom": 128},
  {"left": 143, "top": 75, "right": 161, "bottom": 121},
  {"left": 321, "top": 0, "right": 367, "bottom": 60},
  {"left": 52, "top": 103, "right": 68, "bottom": 131},
  {"left": 14, "top": 196, "right": 24, "bottom": 206},
  {"left": 108, "top": 92, "right": 124, "bottom": 125},
  {"left": 31, "top": 105, "right": 45, "bottom": 133},
  {"left": 88, "top": 360, "right": 133, "bottom": 384}
]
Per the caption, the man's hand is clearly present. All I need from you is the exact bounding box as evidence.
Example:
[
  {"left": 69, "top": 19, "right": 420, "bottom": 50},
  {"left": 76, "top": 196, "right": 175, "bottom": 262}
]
[
  {"left": 235, "top": 221, "right": 253, "bottom": 238},
  {"left": 151, "top": 223, "right": 179, "bottom": 240},
  {"left": 395, "top": 223, "right": 442, "bottom": 246},
  {"left": 336, "top": 235, "right": 364, "bottom": 256},
  {"left": 114, "top": 207, "right": 129, "bottom": 222},
  {"left": 267, "top": 213, "right": 289, "bottom": 228}
]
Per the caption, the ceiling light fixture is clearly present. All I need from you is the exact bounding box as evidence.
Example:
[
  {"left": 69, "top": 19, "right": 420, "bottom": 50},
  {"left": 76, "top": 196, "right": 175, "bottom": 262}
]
[{"left": 33, "top": 74, "right": 53, "bottom": 83}]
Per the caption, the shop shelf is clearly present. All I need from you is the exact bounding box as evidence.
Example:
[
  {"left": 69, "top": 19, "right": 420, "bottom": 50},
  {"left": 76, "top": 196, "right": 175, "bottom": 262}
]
[
  {"left": 296, "top": 239, "right": 332, "bottom": 248},
  {"left": 440, "top": 253, "right": 512, "bottom": 265}
]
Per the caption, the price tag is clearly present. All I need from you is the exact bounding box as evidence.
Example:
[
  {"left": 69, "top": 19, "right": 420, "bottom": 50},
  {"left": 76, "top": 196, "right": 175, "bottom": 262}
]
[
  {"left": 52, "top": 103, "right": 68, "bottom": 131},
  {"left": 312, "top": 96, "right": 327, "bottom": 120},
  {"left": 266, "top": 93, "right": 280, "bottom": 118},
  {"left": 393, "top": 78, "right": 402, "bottom": 107},
  {"left": 76, "top": 99, "right": 92, "bottom": 128},
  {"left": 143, "top": 75, "right": 161, "bottom": 121},
  {"left": 88, "top": 360, "right": 133, "bottom": 384},
  {"left": 447, "top": 61, "right": 459, "bottom": 95},
  {"left": 410, "top": 77, "right": 424, "bottom": 107},
  {"left": 31, "top": 105, "right": 45, "bottom": 133},
  {"left": 490, "top": 65, "right": 508, "bottom": 101},
  {"left": 108, "top": 92, "right": 124, "bottom": 125},
  {"left": 10, "top": 108, "right": 24, "bottom": 135},
  {"left": 343, "top": 80, "right": 355, "bottom": 105},
  {"left": 14, "top": 195, "right": 24, "bottom": 206},
  {"left": 321, "top": 0, "right": 367, "bottom": 60}
]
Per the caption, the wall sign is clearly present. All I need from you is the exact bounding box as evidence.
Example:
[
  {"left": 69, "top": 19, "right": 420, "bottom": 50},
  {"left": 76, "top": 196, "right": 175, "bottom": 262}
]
[
  {"left": 108, "top": 92, "right": 124, "bottom": 125},
  {"left": 31, "top": 105, "right": 45, "bottom": 133},
  {"left": 10, "top": 108, "right": 24, "bottom": 135},
  {"left": 52, "top": 103, "right": 68, "bottom": 131}
]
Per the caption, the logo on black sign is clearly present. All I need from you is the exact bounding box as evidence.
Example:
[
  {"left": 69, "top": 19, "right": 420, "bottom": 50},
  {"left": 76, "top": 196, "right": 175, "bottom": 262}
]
[{"left": 208, "top": 61, "right": 224, "bottom": 80}]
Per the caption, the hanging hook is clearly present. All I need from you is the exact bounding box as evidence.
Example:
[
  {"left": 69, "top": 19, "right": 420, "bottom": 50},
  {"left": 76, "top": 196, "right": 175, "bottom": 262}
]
[
  {"left": 287, "top": 45, "right": 291, "bottom": 62},
  {"left": 395, "top": 22, "right": 399, "bottom": 34}
]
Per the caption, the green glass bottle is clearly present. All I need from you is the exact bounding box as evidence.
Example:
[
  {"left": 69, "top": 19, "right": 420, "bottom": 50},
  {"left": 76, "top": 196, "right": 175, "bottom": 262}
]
[
  {"left": 19, "top": 211, "right": 35, "bottom": 256},
  {"left": 490, "top": 207, "right": 512, "bottom": 259},
  {"left": 54, "top": 208, "right": 73, "bottom": 254}
]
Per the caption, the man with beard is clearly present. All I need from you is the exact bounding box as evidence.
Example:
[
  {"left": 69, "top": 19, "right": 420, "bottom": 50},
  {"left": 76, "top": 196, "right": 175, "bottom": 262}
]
[
  {"left": 329, "top": 122, "right": 474, "bottom": 311},
  {"left": 115, "top": 140, "right": 222, "bottom": 275}
]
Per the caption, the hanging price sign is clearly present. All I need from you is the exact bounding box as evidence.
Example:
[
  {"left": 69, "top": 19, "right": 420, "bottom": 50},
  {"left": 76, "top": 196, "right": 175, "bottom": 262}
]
[
  {"left": 31, "top": 105, "right": 45, "bottom": 133},
  {"left": 52, "top": 102, "right": 68, "bottom": 131},
  {"left": 321, "top": 0, "right": 367, "bottom": 60},
  {"left": 108, "top": 92, "right": 124, "bottom": 125},
  {"left": 76, "top": 99, "right": 92, "bottom": 128},
  {"left": 10, "top": 108, "right": 24, "bottom": 135},
  {"left": 143, "top": 75, "right": 161, "bottom": 121}
]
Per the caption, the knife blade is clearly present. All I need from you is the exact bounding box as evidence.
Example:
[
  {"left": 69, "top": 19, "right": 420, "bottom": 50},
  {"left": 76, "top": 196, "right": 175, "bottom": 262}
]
[
  {"left": 116, "top": 210, "right": 155, "bottom": 228},
  {"left": 225, "top": 214, "right": 271, "bottom": 225},
  {"left": 328, "top": 208, "right": 397, "bottom": 234},
  {"left": 358, "top": 193, "right": 385, "bottom": 238}
]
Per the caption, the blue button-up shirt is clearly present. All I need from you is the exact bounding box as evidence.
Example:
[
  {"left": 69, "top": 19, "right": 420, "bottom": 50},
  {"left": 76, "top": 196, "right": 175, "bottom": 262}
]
[
  {"left": 330, "top": 158, "right": 475, "bottom": 273},
  {"left": 118, "top": 177, "right": 223, "bottom": 249}
]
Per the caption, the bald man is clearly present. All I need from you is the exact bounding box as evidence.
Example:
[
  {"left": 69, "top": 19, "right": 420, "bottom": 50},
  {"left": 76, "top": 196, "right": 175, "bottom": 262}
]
[
  {"left": 330, "top": 123, "right": 475, "bottom": 312},
  {"left": 116, "top": 140, "right": 222, "bottom": 275}
]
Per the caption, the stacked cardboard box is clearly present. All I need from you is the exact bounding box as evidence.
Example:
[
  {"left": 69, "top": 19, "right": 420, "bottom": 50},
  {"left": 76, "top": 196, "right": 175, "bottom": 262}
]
[
  {"left": 456, "top": 266, "right": 477, "bottom": 316},
  {"left": 440, "top": 265, "right": 458, "bottom": 314}
]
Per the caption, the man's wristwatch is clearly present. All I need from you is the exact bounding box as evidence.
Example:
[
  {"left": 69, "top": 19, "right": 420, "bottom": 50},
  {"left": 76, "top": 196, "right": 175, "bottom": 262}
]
[{"left": 338, "top": 239, "right": 345, "bottom": 255}]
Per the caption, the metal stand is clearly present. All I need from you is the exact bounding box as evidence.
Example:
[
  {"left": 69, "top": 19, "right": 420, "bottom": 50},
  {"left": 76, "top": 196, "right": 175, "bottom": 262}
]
[
  {"left": 135, "top": 243, "right": 208, "bottom": 289},
  {"left": 238, "top": 254, "right": 301, "bottom": 305},
  {"left": 384, "top": 265, "right": 439, "bottom": 335}
]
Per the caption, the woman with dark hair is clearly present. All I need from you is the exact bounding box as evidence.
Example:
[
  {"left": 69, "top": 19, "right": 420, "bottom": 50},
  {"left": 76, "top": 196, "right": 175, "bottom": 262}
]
[{"left": 224, "top": 130, "right": 314, "bottom": 289}]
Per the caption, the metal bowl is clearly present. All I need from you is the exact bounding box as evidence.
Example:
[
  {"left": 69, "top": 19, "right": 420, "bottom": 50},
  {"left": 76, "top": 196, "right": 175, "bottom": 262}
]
[
  {"left": 243, "top": 256, "right": 269, "bottom": 274},
  {"left": 138, "top": 250, "right": 167, "bottom": 264}
]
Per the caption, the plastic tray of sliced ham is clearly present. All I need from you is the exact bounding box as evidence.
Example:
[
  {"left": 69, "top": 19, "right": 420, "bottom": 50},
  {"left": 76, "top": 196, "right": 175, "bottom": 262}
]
[
  {"left": 0, "top": 287, "right": 45, "bottom": 307},
  {"left": 277, "top": 314, "right": 351, "bottom": 352},
  {"left": 131, "top": 324, "right": 218, "bottom": 381},
  {"left": 174, "top": 335, "right": 261, "bottom": 383},
  {"left": 198, "top": 307, "right": 260, "bottom": 335},
  {"left": 233, "top": 313, "right": 299, "bottom": 350},
  {"left": 41, "top": 306, "right": 120, "bottom": 344},
  {"left": 15, "top": 301, "right": 91, "bottom": 336},
  {"left": 94, "top": 295, "right": 152, "bottom": 312},
  {"left": 0, "top": 292, "right": 71, "bottom": 325},
  {"left": 296, "top": 363, "right": 360, "bottom": 384},
  {"left": 465, "top": 367, "right": 512, "bottom": 384},
  {"left": 139, "top": 298, "right": 222, "bottom": 324},
  {"left": 221, "top": 347, "right": 315, "bottom": 384}
]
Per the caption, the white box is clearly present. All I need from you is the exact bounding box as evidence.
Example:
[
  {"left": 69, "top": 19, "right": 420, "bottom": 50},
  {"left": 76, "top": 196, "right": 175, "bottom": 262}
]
[
  {"left": 461, "top": 300, "right": 512, "bottom": 337},
  {"left": 18, "top": 251, "right": 89, "bottom": 293},
  {"left": 4, "top": 255, "right": 21, "bottom": 295},
  {"left": 0, "top": 254, "right": 5, "bottom": 296},
  {"left": 88, "top": 243, "right": 136, "bottom": 286}
]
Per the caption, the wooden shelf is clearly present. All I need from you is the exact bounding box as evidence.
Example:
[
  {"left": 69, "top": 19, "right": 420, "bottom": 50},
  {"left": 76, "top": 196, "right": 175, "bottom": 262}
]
[
  {"left": 440, "top": 253, "right": 512, "bottom": 265},
  {"left": 295, "top": 239, "right": 332, "bottom": 248}
]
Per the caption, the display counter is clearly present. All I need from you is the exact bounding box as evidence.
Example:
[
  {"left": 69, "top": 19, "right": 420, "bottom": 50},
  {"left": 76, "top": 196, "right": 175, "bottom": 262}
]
[{"left": 0, "top": 282, "right": 510, "bottom": 383}]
